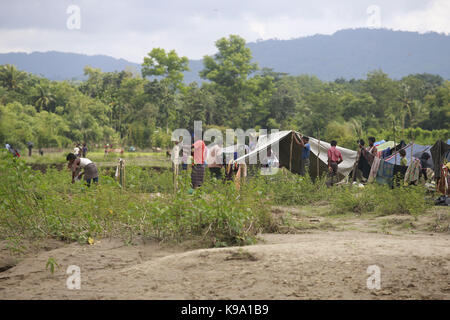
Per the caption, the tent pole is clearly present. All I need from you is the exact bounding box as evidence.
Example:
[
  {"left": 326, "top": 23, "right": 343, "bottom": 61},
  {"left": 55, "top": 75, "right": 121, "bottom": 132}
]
[
  {"left": 393, "top": 120, "right": 397, "bottom": 165},
  {"left": 289, "top": 131, "right": 294, "bottom": 172},
  {"left": 317, "top": 129, "right": 320, "bottom": 180}
]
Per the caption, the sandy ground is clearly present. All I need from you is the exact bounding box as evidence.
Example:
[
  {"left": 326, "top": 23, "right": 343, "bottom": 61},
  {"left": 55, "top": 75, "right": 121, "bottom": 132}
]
[{"left": 1, "top": 228, "right": 449, "bottom": 300}]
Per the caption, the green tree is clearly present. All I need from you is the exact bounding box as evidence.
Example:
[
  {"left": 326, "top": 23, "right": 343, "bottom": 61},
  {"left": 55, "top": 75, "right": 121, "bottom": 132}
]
[
  {"left": 200, "top": 35, "right": 258, "bottom": 113},
  {"left": 34, "top": 85, "right": 55, "bottom": 112},
  {"left": 141, "top": 48, "right": 189, "bottom": 91},
  {"left": 0, "top": 65, "right": 26, "bottom": 91}
]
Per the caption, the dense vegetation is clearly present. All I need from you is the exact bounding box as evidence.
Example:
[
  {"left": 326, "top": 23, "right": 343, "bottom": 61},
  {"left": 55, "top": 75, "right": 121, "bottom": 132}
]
[
  {"left": 0, "top": 150, "right": 431, "bottom": 250},
  {"left": 1, "top": 35, "right": 449, "bottom": 152}
]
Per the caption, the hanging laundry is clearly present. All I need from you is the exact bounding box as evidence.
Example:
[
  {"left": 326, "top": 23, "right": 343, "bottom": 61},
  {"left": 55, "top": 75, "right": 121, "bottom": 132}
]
[
  {"left": 376, "top": 160, "right": 394, "bottom": 185},
  {"left": 404, "top": 158, "right": 421, "bottom": 185},
  {"left": 368, "top": 157, "right": 381, "bottom": 183}
]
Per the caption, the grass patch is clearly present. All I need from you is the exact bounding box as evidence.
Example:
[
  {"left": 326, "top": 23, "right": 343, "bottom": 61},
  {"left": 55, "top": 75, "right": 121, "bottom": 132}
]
[{"left": 331, "top": 183, "right": 430, "bottom": 217}]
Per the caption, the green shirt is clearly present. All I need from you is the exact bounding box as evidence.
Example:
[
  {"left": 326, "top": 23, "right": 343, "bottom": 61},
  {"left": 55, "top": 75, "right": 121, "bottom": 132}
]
[{"left": 400, "top": 157, "right": 407, "bottom": 166}]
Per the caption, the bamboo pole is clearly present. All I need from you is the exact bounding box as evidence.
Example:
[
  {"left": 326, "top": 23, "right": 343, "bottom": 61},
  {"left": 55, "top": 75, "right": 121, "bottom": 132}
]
[
  {"left": 289, "top": 131, "right": 294, "bottom": 172},
  {"left": 173, "top": 161, "right": 179, "bottom": 194},
  {"left": 393, "top": 120, "right": 397, "bottom": 165},
  {"left": 317, "top": 129, "right": 320, "bottom": 180},
  {"left": 122, "top": 159, "right": 126, "bottom": 190}
]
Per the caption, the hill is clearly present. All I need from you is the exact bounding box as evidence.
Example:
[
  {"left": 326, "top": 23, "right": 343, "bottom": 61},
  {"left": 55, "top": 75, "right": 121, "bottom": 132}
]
[{"left": 1, "top": 28, "right": 449, "bottom": 82}]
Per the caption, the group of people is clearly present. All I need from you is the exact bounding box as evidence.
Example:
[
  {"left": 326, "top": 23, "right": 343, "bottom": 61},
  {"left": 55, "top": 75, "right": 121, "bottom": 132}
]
[
  {"left": 171, "top": 134, "right": 346, "bottom": 189},
  {"left": 354, "top": 136, "right": 433, "bottom": 186},
  {"left": 73, "top": 143, "right": 88, "bottom": 158},
  {"left": 172, "top": 136, "right": 260, "bottom": 189},
  {"left": 5, "top": 143, "right": 20, "bottom": 158},
  {"left": 294, "top": 134, "right": 344, "bottom": 186},
  {"left": 5, "top": 142, "right": 44, "bottom": 157}
]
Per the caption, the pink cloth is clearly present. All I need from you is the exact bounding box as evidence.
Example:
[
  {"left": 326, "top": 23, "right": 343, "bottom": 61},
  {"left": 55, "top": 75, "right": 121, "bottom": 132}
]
[
  {"left": 327, "top": 146, "right": 343, "bottom": 163},
  {"left": 193, "top": 140, "right": 206, "bottom": 165}
]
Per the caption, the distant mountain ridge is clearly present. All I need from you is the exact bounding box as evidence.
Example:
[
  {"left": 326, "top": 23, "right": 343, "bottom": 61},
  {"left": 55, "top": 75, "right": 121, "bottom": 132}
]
[{"left": 1, "top": 28, "right": 449, "bottom": 82}]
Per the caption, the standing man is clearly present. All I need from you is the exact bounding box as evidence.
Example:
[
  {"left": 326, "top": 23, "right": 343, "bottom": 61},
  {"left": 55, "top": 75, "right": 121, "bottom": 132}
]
[
  {"left": 66, "top": 153, "right": 99, "bottom": 187},
  {"left": 27, "top": 141, "right": 34, "bottom": 156},
  {"left": 207, "top": 137, "right": 223, "bottom": 180},
  {"left": 367, "top": 137, "right": 378, "bottom": 157},
  {"left": 191, "top": 137, "right": 207, "bottom": 189},
  {"left": 82, "top": 142, "right": 88, "bottom": 158},
  {"left": 327, "top": 140, "right": 343, "bottom": 186},
  {"left": 297, "top": 136, "right": 310, "bottom": 176}
]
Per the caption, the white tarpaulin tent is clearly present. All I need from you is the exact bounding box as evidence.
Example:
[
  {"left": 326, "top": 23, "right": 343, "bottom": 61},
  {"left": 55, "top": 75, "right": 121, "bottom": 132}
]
[{"left": 234, "top": 130, "right": 358, "bottom": 177}]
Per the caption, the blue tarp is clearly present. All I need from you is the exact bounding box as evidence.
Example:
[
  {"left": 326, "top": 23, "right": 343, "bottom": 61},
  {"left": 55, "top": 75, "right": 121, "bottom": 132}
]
[{"left": 385, "top": 143, "right": 434, "bottom": 169}]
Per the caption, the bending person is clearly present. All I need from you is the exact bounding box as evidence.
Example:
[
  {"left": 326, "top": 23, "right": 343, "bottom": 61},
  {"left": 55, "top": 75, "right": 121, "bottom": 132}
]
[{"left": 66, "top": 153, "right": 99, "bottom": 187}]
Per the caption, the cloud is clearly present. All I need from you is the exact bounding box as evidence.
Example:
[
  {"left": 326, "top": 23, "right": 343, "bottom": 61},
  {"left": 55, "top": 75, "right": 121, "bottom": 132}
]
[
  {"left": 389, "top": 0, "right": 450, "bottom": 34},
  {"left": 0, "top": 0, "right": 447, "bottom": 61}
]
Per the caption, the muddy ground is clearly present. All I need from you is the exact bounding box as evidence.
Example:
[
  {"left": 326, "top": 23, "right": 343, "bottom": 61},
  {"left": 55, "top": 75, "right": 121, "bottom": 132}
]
[{"left": 1, "top": 206, "right": 449, "bottom": 300}]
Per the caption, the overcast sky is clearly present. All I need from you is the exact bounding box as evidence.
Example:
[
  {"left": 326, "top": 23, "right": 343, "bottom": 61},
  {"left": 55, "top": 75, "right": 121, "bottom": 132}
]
[{"left": 0, "top": 0, "right": 449, "bottom": 62}]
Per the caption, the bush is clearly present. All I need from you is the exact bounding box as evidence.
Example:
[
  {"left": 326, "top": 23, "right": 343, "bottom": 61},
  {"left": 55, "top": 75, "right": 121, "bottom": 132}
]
[
  {"left": 0, "top": 151, "right": 274, "bottom": 249},
  {"left": 241, "top": 169, "right": 333, "bottom": 206},
  {"left": 331, "top": 183, "right": 430, "bottom": 216}
]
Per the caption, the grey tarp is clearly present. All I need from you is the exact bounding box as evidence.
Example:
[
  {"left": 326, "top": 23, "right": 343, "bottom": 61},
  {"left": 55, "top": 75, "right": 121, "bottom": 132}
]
[
  {"left": 385, "top": 143, "right": 434, "bottom": 169},
  {"left": 234, "top": 130, "right": 358, "bottom": 178}
]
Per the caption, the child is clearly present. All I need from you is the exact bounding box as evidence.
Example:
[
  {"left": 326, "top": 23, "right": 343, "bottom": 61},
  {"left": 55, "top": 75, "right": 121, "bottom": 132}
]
[{"left": 399, "top": 149, "right": 407, "bottom": 167}]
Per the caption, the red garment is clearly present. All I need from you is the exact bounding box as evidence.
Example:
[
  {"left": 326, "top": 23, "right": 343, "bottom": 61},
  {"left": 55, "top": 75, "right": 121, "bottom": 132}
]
[
  {"left": 193, "top": 140, "right": 206, "bottom": 164},
  {"left": 327, "top": 146, "right": 343, "bottom": 163}
]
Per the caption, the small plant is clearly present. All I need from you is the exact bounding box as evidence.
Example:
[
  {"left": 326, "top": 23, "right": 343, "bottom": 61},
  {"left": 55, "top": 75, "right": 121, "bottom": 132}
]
[{"left": 45, "top": 257, "right": 60, "bottom": 275}]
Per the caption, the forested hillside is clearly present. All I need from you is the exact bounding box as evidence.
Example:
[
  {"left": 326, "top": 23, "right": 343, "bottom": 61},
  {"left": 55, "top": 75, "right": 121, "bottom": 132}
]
[
  {"left": 1, "top": 29, "right": 449, "bottom": 83},
  {"left": 1, "top": 34, "right": 449, "bottom": 151}
]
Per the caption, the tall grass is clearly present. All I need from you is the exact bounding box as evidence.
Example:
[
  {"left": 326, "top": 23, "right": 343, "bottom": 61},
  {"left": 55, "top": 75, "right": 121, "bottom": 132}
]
[
  {"left": 0, "top": 151, "right": 435, "bottom": 253},
  {"left": 0, "top": 151, "right": 273, "bottom": 249}
]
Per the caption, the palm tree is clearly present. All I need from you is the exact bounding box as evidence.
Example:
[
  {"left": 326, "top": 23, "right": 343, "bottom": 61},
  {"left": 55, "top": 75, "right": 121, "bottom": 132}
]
[
  {"left": 398, "top": 83, "right": 414, "bottom": 131},
  {"left": 34, "top": 86, "right": 55, "bottom": 112},
  {"left": 0, "top": 64, "right": 25, "bottom": 90},
  {"left": 349, "top": 118, "right": 363, "bottom": 138}
]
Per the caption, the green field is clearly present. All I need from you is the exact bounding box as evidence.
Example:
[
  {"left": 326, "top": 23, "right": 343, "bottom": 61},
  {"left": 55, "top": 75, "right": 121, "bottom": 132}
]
[
  {"left": 1, "top": 150, "right": 443, "bottom": 255},
  {"left": 23, "top": 150, "right": 171, "bottom": 168}
]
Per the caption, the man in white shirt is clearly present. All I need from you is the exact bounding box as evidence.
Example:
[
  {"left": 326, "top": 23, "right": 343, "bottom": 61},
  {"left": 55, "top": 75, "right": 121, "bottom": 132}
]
[{"left": 207, "top": 139, "right": 223, "bottom": 180}]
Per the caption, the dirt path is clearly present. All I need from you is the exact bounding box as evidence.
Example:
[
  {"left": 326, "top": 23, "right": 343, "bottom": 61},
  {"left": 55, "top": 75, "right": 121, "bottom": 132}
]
[{"left": 1, "top": 230, "right": 449, "bottom": 299}]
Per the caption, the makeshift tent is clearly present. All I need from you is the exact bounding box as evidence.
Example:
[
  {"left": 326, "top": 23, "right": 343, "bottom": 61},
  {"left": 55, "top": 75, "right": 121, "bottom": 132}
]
[
  {"left": 374, "top": 140, "right": 385, "bottom": 147},
  {"left": 430, "top": 140, "right": 450, "bottom": 179},
  {"left": 385, "top": 143, "right": 433, "bottom": 169},
  {"left": 376, "top": 141, "right": 394, "bottom": 151},
  {"left": 234, "top": 130, "right": 358, "bottom": 179}
]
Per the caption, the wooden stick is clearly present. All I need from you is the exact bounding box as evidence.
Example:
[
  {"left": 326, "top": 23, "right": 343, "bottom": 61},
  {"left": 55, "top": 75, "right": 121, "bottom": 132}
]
[
  {"left": 289, "top": 131, "right": 294, "bottom": 172},
  {"left": 123, "top": 159, "right": 126, "bottom": 190},
  {"left": 393, "top": 120, "right": 397, "bottom": 165},
  {"left": 317, "top": 129, "right": 320, "bottom": 179}
]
